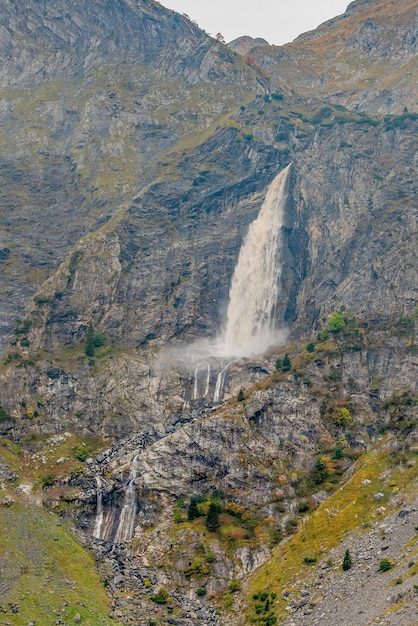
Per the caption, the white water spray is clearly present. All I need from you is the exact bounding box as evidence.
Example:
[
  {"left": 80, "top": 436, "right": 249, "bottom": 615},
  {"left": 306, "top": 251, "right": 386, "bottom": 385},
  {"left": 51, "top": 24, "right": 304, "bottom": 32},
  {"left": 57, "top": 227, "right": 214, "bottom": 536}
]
[
  {"left": 113, "top": 454, "right": 140, "bottom": 543},
  {"left": 220, "top": 164, "right": 290, "bottom": 358}
]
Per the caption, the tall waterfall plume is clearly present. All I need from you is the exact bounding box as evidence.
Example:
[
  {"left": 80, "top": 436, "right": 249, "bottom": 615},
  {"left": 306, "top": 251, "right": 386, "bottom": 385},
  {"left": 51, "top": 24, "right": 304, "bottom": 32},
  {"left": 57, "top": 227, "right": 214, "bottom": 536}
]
[
  {"left": 166, "top": 163, "right": 291, "bottom": 403},
  {"left": 221, "top": 164, "right": 291, "bottom": 358}
]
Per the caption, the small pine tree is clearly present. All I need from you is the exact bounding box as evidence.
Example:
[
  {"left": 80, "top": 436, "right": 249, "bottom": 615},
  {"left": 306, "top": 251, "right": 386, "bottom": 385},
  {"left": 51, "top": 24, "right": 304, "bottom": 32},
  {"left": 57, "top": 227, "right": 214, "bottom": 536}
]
[
  {"left": 342, "top": 549, "right": 352, "bottom": 571},
  {"left": 205, "top": 502, "right": 220, "bottom": 532},
  {"left": 93, "top": 330, "right": 105, "bottom": 347},
  {"left": 187, "top": 496, "right": 200, "bottom": 522},
  {"left": 275, "top": 357, "right": 282, "bottom": 370},
  {"left": 237, "top": 388, "right": 245, "bottom": 402},
  {"left": 282, "top": 353, "right": 291, "bottom": 371}
]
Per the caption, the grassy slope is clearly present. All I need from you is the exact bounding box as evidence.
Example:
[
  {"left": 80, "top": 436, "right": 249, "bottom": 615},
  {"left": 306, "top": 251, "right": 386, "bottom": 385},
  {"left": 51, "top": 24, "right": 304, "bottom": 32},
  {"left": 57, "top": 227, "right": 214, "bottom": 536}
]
[
  {"left": 0, "top": 435, "right": 119, "bottom": 626},
  {"left": 235, "top": 438, "right": 418, "bottom": 624},
  {"left": 0, "top": 503, "right": 116, "bottom": 626}
]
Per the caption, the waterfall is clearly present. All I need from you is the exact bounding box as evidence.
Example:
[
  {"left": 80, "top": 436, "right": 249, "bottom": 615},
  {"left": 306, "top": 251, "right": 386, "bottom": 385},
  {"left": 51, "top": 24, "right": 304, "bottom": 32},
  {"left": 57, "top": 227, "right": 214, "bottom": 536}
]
[
  {"left": 113, "top": 454, "right": 140, "bottom": 543},
  {"left": 192, "top": 363, "right": 211, "bottom": 400},
  {"left": 192, "top": 364, "right": 199, "bottom": 400},
  {"left": 221, "top": 164, "right": 290, "bottom": 358},
  {"left": 93, "top": 476, "right": 103, "bottom": 539},
  {"left": 204, "top": 364, "right": 211, "bottom": 397},
  {"left": 174, "top": 164, "right": 290, "bottom": 405},
  {"left": 213, "top": 362, "right": 233, "bottom": 403}
]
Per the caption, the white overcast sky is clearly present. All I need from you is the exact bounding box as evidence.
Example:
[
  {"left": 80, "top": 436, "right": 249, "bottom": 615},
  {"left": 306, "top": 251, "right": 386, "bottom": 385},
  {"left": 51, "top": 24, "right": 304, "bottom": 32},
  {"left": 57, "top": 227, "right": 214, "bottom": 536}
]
[{"left": 161, "top": 0, "right": 350, "bottom": 46}]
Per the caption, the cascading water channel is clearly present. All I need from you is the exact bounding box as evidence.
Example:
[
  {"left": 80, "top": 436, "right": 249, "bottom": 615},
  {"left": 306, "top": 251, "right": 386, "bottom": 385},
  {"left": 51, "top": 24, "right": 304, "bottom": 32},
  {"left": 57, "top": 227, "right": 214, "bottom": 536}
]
[
  {"left": 221, "top": 164, "right": 291, "bottom": 358},
  {"left": 193, "top": 364, "right": 200, "bottom": 400},
  {"left": 113, "top": 454, "right": 140, "bottom": 543},
  {"left": 93, "top": 476, "right": 103, "bottom": 539},
  {"left": 204, "top": 364, "right": 211, "bottom": 397},
  {"left": 213, "top": 362, "right": 233, "bottom": 403}
]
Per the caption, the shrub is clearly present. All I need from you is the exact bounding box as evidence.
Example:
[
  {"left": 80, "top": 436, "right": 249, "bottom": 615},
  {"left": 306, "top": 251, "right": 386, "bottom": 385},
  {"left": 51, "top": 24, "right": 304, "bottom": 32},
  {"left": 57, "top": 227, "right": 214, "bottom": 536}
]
[
  {"left": 379, "top": 558, "right": 393, "bottom": 572},
  {"left": 342, "top": 549, "right": 352, "bottom": 571},
  {"left": 297, "top": 500, "right": 310, "bottom": 513},
  {"left": 338, "top": 407, "right": 351, "bottom": 427},
  {"left": 40, "top": 474, "right": 55, "bottom": 489},
  {"left": 150, "top": 587, "right": 169, "bottom": 603},
  {"left": 196, "top": 587, "right": 207, "bottom": 596},
  {"left": 14, "top": 319, "right": 32, "bottom": 336},
  {"left": 303, "top": 556, "right": 317, "bottom": 564},
  {"left": 229, "top": 578, "right": 241, "bottom": 592},
  {"left": 306, "top": 342, "right": 315, "bottom": 353},
  {"left": 222, "top": 593, "right": 233, "bottom": 609},
  {"left": 328, "top": 311, "right": 346, "bottom": 333},
  {"left": 74, "top": 444, "right": 88, "bottom": 462},
  {"left": 67, "top": 250, "right": 83, "bottom": 283},
  {"left": 205, "top": 550, "right": 215, "bottom": 563}
]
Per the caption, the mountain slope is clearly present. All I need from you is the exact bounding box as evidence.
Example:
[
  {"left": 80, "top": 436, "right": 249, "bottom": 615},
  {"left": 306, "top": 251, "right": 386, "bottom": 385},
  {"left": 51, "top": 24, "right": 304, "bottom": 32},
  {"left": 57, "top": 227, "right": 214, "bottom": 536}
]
[
  {"left": 234, "top": 0, "right": 418, "bottom": 114},
  {"left": 0, "top": 0, "right": 417, "bottom": 625},
  {"left": 0, "top": 0, "right": 263, "bottom": 346}
]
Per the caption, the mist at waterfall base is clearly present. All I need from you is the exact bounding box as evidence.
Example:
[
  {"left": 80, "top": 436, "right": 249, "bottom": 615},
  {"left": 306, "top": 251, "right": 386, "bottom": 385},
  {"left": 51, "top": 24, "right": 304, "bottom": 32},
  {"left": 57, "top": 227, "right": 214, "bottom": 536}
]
[{"left": 170, "top": 164, "right": 291, "bottom": 367}]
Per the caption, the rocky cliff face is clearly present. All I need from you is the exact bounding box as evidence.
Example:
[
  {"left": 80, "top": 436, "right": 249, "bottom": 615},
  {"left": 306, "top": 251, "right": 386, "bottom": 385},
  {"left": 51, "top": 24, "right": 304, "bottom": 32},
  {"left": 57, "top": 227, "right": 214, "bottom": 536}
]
[
  {"left": 0, "top": 0, "right": 417, "bottom": 624},
  {"left": 0, "top": 0, "right": 264, "bottom": 346}
]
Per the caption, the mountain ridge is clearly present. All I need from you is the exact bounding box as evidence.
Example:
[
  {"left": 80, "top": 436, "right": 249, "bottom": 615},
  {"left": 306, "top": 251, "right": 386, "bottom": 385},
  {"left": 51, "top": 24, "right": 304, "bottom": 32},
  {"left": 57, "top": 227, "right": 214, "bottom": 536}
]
[{"left": 0, "top": 0, "right": 417, "bottom": 624}]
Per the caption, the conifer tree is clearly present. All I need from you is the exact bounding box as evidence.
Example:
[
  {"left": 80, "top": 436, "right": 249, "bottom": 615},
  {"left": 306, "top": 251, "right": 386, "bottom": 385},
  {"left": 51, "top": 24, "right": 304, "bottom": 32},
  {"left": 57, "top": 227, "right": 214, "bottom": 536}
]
[
  {"left": 205, "top": 502, "right": 220, "bottom": 532},
  {"left": 282, "top": 353, "right": 291, "bottom": 371},
  {"left": 342, "top": 549, "right": 352, "bottom": 571},
  {"left": 187, "top": 496, "right": 200, "bottom": 522}
]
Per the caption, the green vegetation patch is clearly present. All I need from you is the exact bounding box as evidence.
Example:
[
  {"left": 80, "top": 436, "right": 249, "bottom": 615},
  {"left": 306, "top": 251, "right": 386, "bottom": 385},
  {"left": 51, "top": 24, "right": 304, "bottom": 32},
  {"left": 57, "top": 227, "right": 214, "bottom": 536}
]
[{"left": 0, "top": 502, "right": 117, "bottom": 625}]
